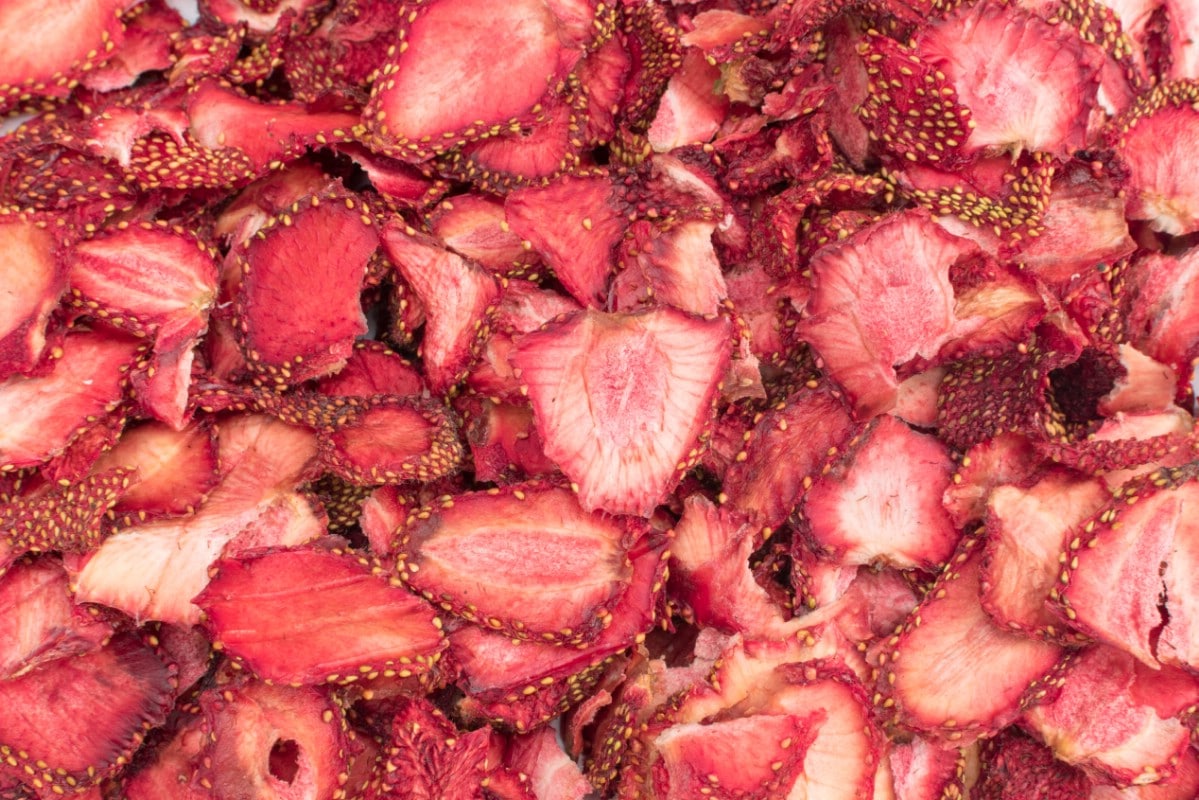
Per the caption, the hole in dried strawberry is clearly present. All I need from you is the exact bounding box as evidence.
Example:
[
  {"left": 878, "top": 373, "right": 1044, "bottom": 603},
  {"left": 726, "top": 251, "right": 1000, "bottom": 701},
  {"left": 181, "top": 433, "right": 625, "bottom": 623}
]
[
  {"left": 1048, "top": 347, "right": 1122, "bottom": 427},
  {"left": 269, "top": 738, "right": 301, "bottom": 784}
]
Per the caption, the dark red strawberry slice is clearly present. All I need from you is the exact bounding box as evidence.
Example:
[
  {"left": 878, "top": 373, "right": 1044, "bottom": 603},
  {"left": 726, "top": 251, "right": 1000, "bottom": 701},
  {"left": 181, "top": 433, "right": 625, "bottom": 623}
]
[
  {"left": 1022, "top": 645, "right": 1196, "bottom": 785},
  {"left": 90, "top": 421, "right": 219, "bottom": 523},
  {"left": 980, "top": 470, "right": 1109, "bottom": 640},
  {"left": 0, "top": 328, "right": 140, "bottom": 469},
  {"left": 426, "top": 193, "right": 540, "bottom": 278},
  {"left": 361, "top": 0, "right": 586, "bottom": 160},
  {"left": 398, "top": 484, "right": 641, "bottom": 645},
  {"left": 880, "top": 536, "right": 1064, "bottom": 740},
  {"left": 0, "top": 558, "right": 111, "bottom": 675},
  {"left": 975, "top": 728, "right": 1092, "bottom": 800},
  {"left": 801, "top": 414, "right": 959, "bottom": 570},
  {"left": 214, "top": 161, "right": 338, "bottom": 245},
  {"left": 0, "top": 633, "right": 172, "bottom": 795},
  {"left": 0, "top": 215, "right": 65, "bottom": 378},
  {"left": 510, "top": 308, "right": 731, "bottom": 516},
  {"left": 612, "top": 218, "right": 728, "bottom": 316},
  {"left": 504, "top": 174, "right": 628, "bottom": 307},
  {"left": 235, "top": 194, "right": 379, "bottom": 386},
  {"left": 320, "top": 395, "right": 464, "bottom": 485},
  {"left": 380, "top": 220, "right": 500, "bottom": 395},
  {"left": 461, "top": 397, "right": 558, "bottom": 484},
  {"left": 197, "top": 544, "right": 447, "bottom": 686},
  {"left": 801, "top": 209, "right": 984, "bottom": 419}
]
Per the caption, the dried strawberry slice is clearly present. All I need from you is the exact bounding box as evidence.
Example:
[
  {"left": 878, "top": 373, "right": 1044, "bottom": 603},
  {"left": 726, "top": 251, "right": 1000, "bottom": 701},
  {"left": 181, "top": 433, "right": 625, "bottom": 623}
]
[
  {"left": 197, "top": 544, "right": 447, "bottom": 686},
  {"left": 82, "top": 0, "right": 182, "bottom": 93},
  {"left": 1, "top": 467, "right": 130, "bottom": 564},
  {"left": 612, "top": 218, "right": 728, "bottom": 316},
  {"left": 0, "top": 215, "right": 65, "bottom": 378},
  {"left": 975, "top": 728, "right": 1092, "bottom": 800},
  {"left": 880, "top": 536, "right": 1064, "bottom": 741},
  {"left": 315, "top": 340, "right": 424, "bottom": 398},
  {"left": 90, "top": 421, "right": 219, "bottom": 523},
  {"left": 0, "top": 633, "right": 172, "bottom": 794},
  {"left": 505, "top": 728, "right": 592, "bottom": 800},
  {"left": 801, "top": 414, "right": 959, "bottom": 570},
  {"left": 0, "top": 558, "right": 111, "bottom": 676},
  {"left": 398, "top": 484, "right": 642, "bottom": 646},
  {"left": 235, "top": 194, "right": 379, "bottom": 386},
  {"left": 460, "top": 397, "right": 558, "bottom": 484},
  {"left": 618, "top": 1, "right": 684, "bottom": 132},
  {"left": 319, "top": 395, "right": 464, "bottom": 485},
  {"left": 510, "top": 307, "right": 731, "bottom": 516},
  {"left": 1121, "top": 248, "right": 1199, "bottom": 371},
  {"left": 119, "top": 713, "right": 210, "bottom": 800},
  {"left": 426, "top": 193, "right": 540, "bottom": 278}
]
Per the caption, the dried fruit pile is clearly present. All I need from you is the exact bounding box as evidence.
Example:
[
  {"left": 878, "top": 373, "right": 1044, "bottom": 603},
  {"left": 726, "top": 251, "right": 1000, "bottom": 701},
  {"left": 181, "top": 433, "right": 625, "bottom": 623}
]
[{"left": 2, "top": 0, "right": 1199, "bottom": 797}]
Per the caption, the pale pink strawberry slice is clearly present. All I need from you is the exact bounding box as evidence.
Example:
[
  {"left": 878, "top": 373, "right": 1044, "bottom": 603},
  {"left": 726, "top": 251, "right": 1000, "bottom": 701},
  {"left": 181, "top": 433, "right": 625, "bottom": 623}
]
[
  {"left": 1121, "top": 248, "right": 1199, "bottom": 371},
  {"left": 510, "top": 307, "right": 731, "bottom": 516},
  {"left": 398, "top": 484, "right": 640, "bottom": 645},
  {"left": 198, "top": 544, "right": 447, "bottom": 686},
  {"left": 380, "top": 220, "right": 500, "bottom": 395},
  {"left": 90, "top": 421, "right": 219, "bottom": 522},
  {"left": 980, "top": 470, "right": 1109, "bottom": 639},
  {"left": 504, "top": 174, "right": 628, "bottom": 307},
  {"left": 646, "top": 49, "right": 728, "bottom": 152},
  {"left": 0, "top": 328, "right": 140, "bottom": 469},
  {"left": 426, "top": 193, "right": 540, "bottom": 277},
  {"left": 881, "top": 536, "right": 1064, "bottom": 740},
  {"left": 0, "top": 558, "right": 111, "bottom": 676},
  {"left": 1022, "top": 645, "right": 1197, "bottom": 785},
  {"left": 505, "top": 728, "right": 592, "bottom": 800},
  {"left": 320, "top": 395, "right": 464, "bottom": 485},
  {"left": 800, "top": 209, "right": 985, "bottom": 418},
  {"left": 802, "top": 414, "right": 959, "bottom": 570},
  {"left": 974, "top": 729, "right": 1092, "bottom": 800},
  {"left": 887, "top": 735, "right": 977, "bottom": 800},
  {"left": 235, "top": 194, "right": 378, "bottom": 385},
  {"left": 0, "top": 215, "right": 65, "bottom": 378},
  {"left": 916, "top": 0, "right": 1104, "bottom": 156}
]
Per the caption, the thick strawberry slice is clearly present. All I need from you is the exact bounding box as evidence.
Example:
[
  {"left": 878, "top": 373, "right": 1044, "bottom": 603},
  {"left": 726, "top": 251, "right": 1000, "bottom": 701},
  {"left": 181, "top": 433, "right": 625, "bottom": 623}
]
[
  {"left": 612, "top": 219, "right": 728, "bottom": 316},
  {"left": 881, "top": 536, "right": 1064, "bottom": 740},
  {"left": 800, "top": 209, "right": 984, "bottom": 418},
  {"left": 320, "top": 395, "right": 464, "bottom": 485},
  {"left": 235, "top": 194, "right": 378, "bottom": 385},
  {"left": 398, "top": 484, "right": 640, "bottom": 645},
  {"left": 510, "top": 308, "right": 731, "bottom": 516},
  {"left": 1, "top": 467, "right": 130, "bottom": 564},
  {"left": 426, "top": 193, "right": 540, "bottom": 277},
  {"left": 315, "top": 340, "right": 424, "bottom": 398},
  {"left": 1022, "top": 645, "right": 1196, "bottom": 785},
  {"left": 802, "top": 414, "right": 959, "bottom": 570},
  {"left": 361, "top": 0, "right": 584, "bottom": 159},
  {"left": 380, "top": 220, "right": 500, "bottom": 395},
  {"left": 975, "top": 729, "right": 1092, "bottom": 800},
  {"left": 0, "top": 328, "right": 140, "bottom": 469},
  {"left": 197, "top": 544, "right": 447, "bottom": 686},
  {"left": 90, "top": 421, "right": 219, "bottom": 522},
  {"left": 980, "top": 470, "right": 1109, "bottom": 639},
  {"left": 0, "top": 215, "right": 65, "bottom": 378},
  {"left": 0, "top": 633, "right": 172, "bottom": 794},
  {"left": 0, "top": 558, "right": 111, "bottom": 676},
  {"left": 504, "top": 174, "right": 628, "bottom": 307},
  {"left": 916, "top": 0, "right": 1104, "bottom": 156},
  {"left": 1109, "top": 80, "right": 1199, "bottom": 235}
]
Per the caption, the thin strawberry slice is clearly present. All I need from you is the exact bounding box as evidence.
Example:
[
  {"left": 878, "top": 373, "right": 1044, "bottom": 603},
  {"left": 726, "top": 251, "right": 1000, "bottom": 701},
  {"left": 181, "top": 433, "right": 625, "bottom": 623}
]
[
  {"left": 980, "top": 470, "right": 1109, "bottom": 639},
  {"left": 504, "top": 174, "right": 628, "bottom": 307},
  {"left": 0, "top": 633, "right": 172, "bottom": 794},
  {"left": 646, "top": 49, "right": 728, "bottom": 153},
  {"left": 0, "top": 558, "right": 111, "bottom": 676},
  {"left": 572, "top": 33, "right": 630, "bottom": 146},
  {"left": 380, "top": 220, "right": 500, "bottom": 395},
  {"left": 1, "top": 467, "right": 130, "bottom": 563},
  {"left": 320, "top": 396, "right": 464, "bottom": 485},
  {"left": 618, "top": 1, "right": 684, "bottom": 132},
  {"left": 197, "top": 545, "right": 447, "bottom": 686},
  {"left": 81, "top": 0, "right": 182, "bottom": 92},
  {"left": 887, "top": 736, "right": 977, "bottom": 800},
  {"left": 1121, "top": 248, "right": 1199, "bottom": 371},
  {"left": 120, "top": 713, "right": 210, "bottom": 800},
  {"left": 1022, "top": 645, "right": 1195, "bottom": 785},
  {"left": 359, "top": 484, "right": 416, "bottom": 557},
  {"left": 510, "top": 308, "right": 731, "bottom": 516},
  {"left": 974, "top": 729, "right": 1092, "bottom": 800},
  {"left": 90, "top": 421, "right": 219, "bottom": 522},
  {"left": 316, "top": 340, "right": 424, "bottom": 398},
  {"left": 426, "top": 193, "right": 540, "bottom": 277},
  {"left": 235, "top": 194, "right": 378, "bottom": 385},
  {"left": 881, "top": 536, "right": 1064, "bottom": 741},
  {"left": 800, "top": 209, "right": 984, "bottom": 418},
  {"left": 0, "top": 328, "right": 140, "bottom": 469},
  {"left": 461, "top": 397, "right": 558, "bottom": 484},
  {"left": 612, "top": 219, "right": 728, "bottom": 316},
  {"left": 802, "top": 414, "right": 959, "bottom": 570},
  {"left": 1036, "top": 409, "right": 1193, "bottom": 483},
  {"left": 398, "top": 484, "right": 640, "bottom": 645},
  {"left": 723, "top": 386, "right": 856, "bottom": 533},
  {"left": 1109, "top": 80, "right": 1199, "bottom": 235},
  {"left": 1088, "top": 749, "right": 1199, "bottom": 800},
  {"left": 0, "top": 215, "right": 65, "bottom": 378},
  {"left": 1097, "top": 344, "right": 1178, "bottom": 416},
  {"left": 214, "top": 161, "right": 338, "bottom": 245},
  {"left": 361, "top": 0, "right": 584, "bottom": 159},
  {"left": 196, "top": 680, "right": 349, "bottom": 800},
  {"left": 505, "top": 728, "right": 592, "bottom": 800},
  {"left": 916, "top": 0, "right": 1104, "bottom": 156}
]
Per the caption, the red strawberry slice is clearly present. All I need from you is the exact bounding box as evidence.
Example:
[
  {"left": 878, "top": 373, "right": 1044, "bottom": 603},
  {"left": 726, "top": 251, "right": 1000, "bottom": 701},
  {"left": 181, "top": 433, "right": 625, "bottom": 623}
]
[
  {"left": 572, "top": 33, "right": 631, "bottom": 146},
  {"left": 1121, "top": 248, "right": 1199, "bottom": 373},
  {"left": 316, "top": 340, "right": 424, "bottom": 398},
  {"left": 0, "top": 633, "right": 173, "bottom": 795},
  {"left": 235, "top": 194, "right": 379, "bottom": 385},
  {"left": 0, "top": 328, "right": 140, "bottom": 469},
  {"left": 975, "top": 729, "right": 1092, "bottom": 800},
  {"left": 510, "top": 308, "right": 732, "bottom": 516},
  {"left": 504, "top": 174, "right": 628, "bottom": 307},
  {"left": 887, "top": 736, "right": 976, "bottom": 800},
  {"left": 0, "top": 215, "right": 65, "bottom": 378},
  {"left": 320, "top": 395, "right": 464, "bottom": 485},
  {"left": 120, "top": 713, "right": 210, "bottom": 800},
  {"left": 461, "top": 397, "right": 558, "bottom": 484},
  {"left": 1, "top": 467, "right": 131, "bottom": 565},
  {"left": 398, "top": 484, "right": 641, "bottom": 645},
  {"left": 801, "top": 414, "right": 959, "bottom": 570},
  {"left": 800, "top": 209, "right": 984, "bottom": 419},
  {"left": 82, "top": 0, "right": 182, "bottom": 93},
  {"left": 361, "top": 0, "right": 585, "bottom": 160},
  {"left": 619, "top": 1, "right": 684, "bottom": 131},
  {"left": 380, "top": 220, "right": 500, "bottom": 395},
  {"left": 505, "top": 728, "right": 592, "bottom": 800},
  {"left": 646, "top": 49, "right": 728, "bottom": 153},
  {"left": 197, "top": 545, "right": 447, "bottom": 686},
  {"left": 980, "top": 470, "right": 1109, "bottom": 639},
  {"left": 90, "top": 421, "right": 219, "bottom": 523},
  {"left": 612, "top": 218, "right": 728, "bottom": 316},
  {"left": 0, "top": 558, "right": 111, "bottom": 676},
  {"left": 880, "top": 536, "right": 1064, "bottom": 741},
  {"left": 426, "top": 193, "right": 540, "bottom": 278}
]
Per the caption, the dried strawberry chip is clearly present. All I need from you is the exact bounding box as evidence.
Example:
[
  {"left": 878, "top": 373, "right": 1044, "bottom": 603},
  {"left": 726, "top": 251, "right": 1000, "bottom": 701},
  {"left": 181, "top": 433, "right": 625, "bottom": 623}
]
[
  {"left": 120, "top": 713, "right": 213, "bottom": 800},
  {"left": 975, "top": 728, "right": 1092, "bottom": 800},
  {"left": 505, "top": 728, "right": 592, "bottom": 800},
  {"left": 0, "top": 558, "right": 111, "bottom": 676},
  {"left": 315, "top": 340, "right": 424, "bottom": 398},
  {"left": 1121, "top": 248, "right": 1199, "bottom": 374},
  {"left": 320, "top": 395, "right": 464, "bottom": 485},
  {"left": 90, "top": 421, "right": 219, "bottom": 522},
  {"left": 460, "top": 397, "right": 557, "bottom": 484},
  {"left": 0, "top": 214, "right": 65, "bottom": 379},
  {"left": 426, "top": 193, "right": 540, "bottom": 278},
  {"left": 1, "top": 467, "right": 131, "bottom": 564},
  {"left": 612, "top": 218, "right": 728, "bottom": 316},
  {"left": 82, "top": 0, "right": 182, "bottom": 93},
  {"left": 510, "top": 307, "right": 731, "bottom": 517}
]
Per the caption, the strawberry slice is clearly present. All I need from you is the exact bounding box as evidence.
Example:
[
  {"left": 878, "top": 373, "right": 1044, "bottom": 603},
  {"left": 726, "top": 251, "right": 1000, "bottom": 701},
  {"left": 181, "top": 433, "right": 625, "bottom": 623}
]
[
  {"left": 82, "top": 0, "right": 182, "bottom": 92},
  {"left": 380, "top": 220, "right": 500, "bottom": 395},
  {"left": 801, "top": 414, "right": 959, "bottom": 570},
  {"left": 235, "top": 194, "right": 379, "bottom": 385},
  {"left": 510, "top": 308, "right": 732, "bottom": 516},
  {"left": 0, "top": 328, "right": 140, "bottom": 469},
  {"left": 612, "top": 219, "right": 728, "bottom": 316},
  {"left": 120, "top": 713, "right": 210, "bottom": 800},
  {"left": 0, "top": 633, "right": 173, "bottom": 795},
  {"left": 880, "top": 536, "right": 1064, "bottom": 741},
  {"left": 460, "top": 397, "right": 558, "bottom": 484},
  {"left": 1121, "top": 248, "right": 1199, "bottom": 373},
  {"left": 320, "top": 395, "right": 464, "bottom": 485},
  {"left": 887, "top": 736, "right": 977, "bottom": 800},
  {"left": 505, "top": 728, "right": 592, "bottom": 800},
  {"left": 0, "top": 558, "right": 111, "bottom": 676},
  {"left": 315, "top": 340, "right": 425, "bottom": 398},
  {"left": 90, "top": 421, "right": 219, "bottom": 523},
  {"left": 800, "top": 209, "right": 984, "bottom": 418},
  {"left": 1, "top": 467, "right": 131, "bottom": 564},
  {"left": 197, "top": 544, "right": 447, "bottom": 686},
  {"left": 975, "top": 729, "right": 1092, "bottom": 800},
  {"left": 426, "top": 193, "right": 540, "bottom": 277},
  {"left": 398, "top": 484, "right": 641, "bottom": 645},
  {"left": 0, "top": 215, "right": 65, "bottom": 378},
  {"left": 646, "top": 49, "right": 728, "bottom": 153}
]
